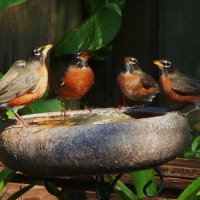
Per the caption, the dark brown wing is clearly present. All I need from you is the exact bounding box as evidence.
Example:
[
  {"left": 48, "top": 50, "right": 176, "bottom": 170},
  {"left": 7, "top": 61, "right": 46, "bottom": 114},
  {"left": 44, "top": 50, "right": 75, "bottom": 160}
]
[
  {"left": 172, "top": 78, "right": 200, "bottom": 95},
  {"left": 0, "top": 71, "right": 40, "bottom": 103},
  {"left": 140, "top": 73, "right": 159, "bottom": 92},
  {"left": 0, "top": 60, "right": 26, "bottom": 91}
]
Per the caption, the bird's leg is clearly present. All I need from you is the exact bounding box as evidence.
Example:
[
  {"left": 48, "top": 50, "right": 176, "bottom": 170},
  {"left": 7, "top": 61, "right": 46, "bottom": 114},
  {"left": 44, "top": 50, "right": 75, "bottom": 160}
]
[
  {"left": 180, "top": 103, "right": 200, "bottom": 118},
  {"left": 60, "top": 101, "right": 71, "bottom": 118},
  {"left": 78, "top": 99, "right": 92, "bottom": 112},
  {"left": 14, "top": 111, "right": 28, "bottom": 127}
]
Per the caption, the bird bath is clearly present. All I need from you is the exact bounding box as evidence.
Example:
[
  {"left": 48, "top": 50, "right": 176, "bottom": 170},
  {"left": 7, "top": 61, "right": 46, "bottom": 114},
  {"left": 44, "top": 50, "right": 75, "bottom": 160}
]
[{"left": 0, "top": 107, "right": 190, "bottom": 177}]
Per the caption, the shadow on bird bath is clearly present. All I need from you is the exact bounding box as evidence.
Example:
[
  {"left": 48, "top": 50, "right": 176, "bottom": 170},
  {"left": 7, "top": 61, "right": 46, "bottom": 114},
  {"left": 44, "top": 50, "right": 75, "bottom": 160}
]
[{"left": 0, "top": 107, "right": 190, "bottom": 177}]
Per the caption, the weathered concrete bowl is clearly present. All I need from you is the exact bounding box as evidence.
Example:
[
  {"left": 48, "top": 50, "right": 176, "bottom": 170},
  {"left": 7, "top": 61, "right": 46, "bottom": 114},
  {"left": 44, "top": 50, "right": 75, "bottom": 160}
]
[{"left": 0, "top": 107, "right": 190, "bottom": 177}]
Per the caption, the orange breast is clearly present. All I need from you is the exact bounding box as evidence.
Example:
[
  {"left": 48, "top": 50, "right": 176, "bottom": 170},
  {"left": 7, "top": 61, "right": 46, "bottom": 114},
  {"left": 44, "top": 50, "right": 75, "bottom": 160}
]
[
  {"left": 8, "top": 64, "right": 48, "bottom": 107},
  {"left": 117, "top": 73, "right": 157, "bottom": 102},
  {"left": 159, "top": 77, "right": 200, "bottom": 105},
  {"left": 57, "top": 67, "right": 94, "bottom": 99}
]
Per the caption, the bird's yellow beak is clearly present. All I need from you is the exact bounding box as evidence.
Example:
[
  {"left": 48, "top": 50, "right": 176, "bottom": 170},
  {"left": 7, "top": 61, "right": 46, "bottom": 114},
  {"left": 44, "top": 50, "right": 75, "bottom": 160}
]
[
  {"left": 124, "top": 57, "right": 130, "bottom": 63},
  {"left": 153, "top": 60, "right": 164, "bottom": 68},
  {"left": 80, "top": 51, "right": 90, "bottom": 59},
  {"left": 43, "top": 44, "right": 53, "bottom": 52}
]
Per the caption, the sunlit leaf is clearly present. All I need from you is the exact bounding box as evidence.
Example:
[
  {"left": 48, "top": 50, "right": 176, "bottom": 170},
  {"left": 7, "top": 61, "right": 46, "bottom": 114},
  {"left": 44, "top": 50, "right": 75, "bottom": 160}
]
[
  {"left": 178, "top": 177, "right": 200, "bottom": 200},
  {"left": 192, "top": 136, "right": 200, "bottom": 153},
  {"left": 6, "top": 110, "right": 15, "bottom": 117},
  {"left": 0, "top": 0, "right": 26, "bottom": 12},
  {"left": 0, "top": 167, "right": 16, "bottom": 193},
  {"left": 54, "top": 3, "right": 121, "bottom": 56},
  {"left": 84, "top": 0, "right": 126, "bottom": 16}
]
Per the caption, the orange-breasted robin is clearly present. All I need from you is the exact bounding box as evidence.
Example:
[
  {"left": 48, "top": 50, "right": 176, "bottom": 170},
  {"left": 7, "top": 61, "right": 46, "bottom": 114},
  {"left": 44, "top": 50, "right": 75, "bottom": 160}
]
[
  {"left": 117, "top": 57, "right": 159, "bottom": 104},
  {"left": 153, "top": 59, "right": 200, "bottom": 107},
  {"left": 0, "top": 44, "right": 53, "bottom": 124},
  {"left": 45, "top": 51, "right": 94, "bottom": 108}
]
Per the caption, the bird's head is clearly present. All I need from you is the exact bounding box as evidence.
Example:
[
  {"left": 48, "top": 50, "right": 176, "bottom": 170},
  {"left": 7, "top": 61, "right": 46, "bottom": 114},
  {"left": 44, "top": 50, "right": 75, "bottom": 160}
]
[
  {"left": 123, "top": 57, "right": 140, "bottom": 74},
  {"left": 153, "top": 60, "right": 176, "bottom": 76}
]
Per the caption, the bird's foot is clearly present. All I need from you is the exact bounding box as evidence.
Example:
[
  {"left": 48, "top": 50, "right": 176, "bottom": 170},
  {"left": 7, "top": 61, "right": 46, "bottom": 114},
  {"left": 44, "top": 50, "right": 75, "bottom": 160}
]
[{"left": 78, "top": 99, "right": 92, "bottom": 112}]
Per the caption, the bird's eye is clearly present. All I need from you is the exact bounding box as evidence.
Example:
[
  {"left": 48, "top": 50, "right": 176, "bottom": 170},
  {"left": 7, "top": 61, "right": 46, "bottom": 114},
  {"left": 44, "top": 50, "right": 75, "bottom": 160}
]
[
  {"left": 33, "top": 49, "right": 41, "bottom": 56},
  {"left": 131, "top": 59, "right": 137, "bottom": 64},
  {"left": 166, "top": 61, "right": 171, "bottom": 67},
  {"left": 74, "top": 53, "right": 81, "bottom": 59}
]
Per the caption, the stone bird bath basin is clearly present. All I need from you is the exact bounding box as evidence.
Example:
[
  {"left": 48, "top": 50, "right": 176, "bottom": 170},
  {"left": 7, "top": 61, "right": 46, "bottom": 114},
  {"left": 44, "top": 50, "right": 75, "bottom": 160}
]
[{"left": 0, "top": 107, "right": 190, "bottom": 177}]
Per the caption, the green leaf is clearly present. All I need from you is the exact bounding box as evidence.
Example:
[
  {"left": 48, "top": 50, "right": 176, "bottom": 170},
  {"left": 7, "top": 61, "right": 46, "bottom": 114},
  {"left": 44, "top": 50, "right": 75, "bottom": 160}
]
[
  {"left": 106, "top": 175, "right": 137, "bottom": 200},
  {"left": 90, "top": 42, "right": 113, "bottom": 60},
  {"left": 131, "top": 169, "right": 157, "bottom": 199},
  {"left": 54, "top": 3, "right": 122, "bottom": 56},
  {"left": 181, "top": 151, "right": 195, "bottom": 159},
  {"left": 0, "top": 0, "right": 26, "bottom": 12},
  {"left": 195, "top": 151, "right": 200, "bottom": 159},
  {"left": 7, "top": 181, "right": 42, "bottom": 200},
  {"left": 192, "top": 136, "right": 200, "bottom": 153},
  {"left": 44, "top": 181, "right": 70, "bottom": 200},
  {"left": 84, "top": 0, "right": 126, "bottom": 16},
  {"left": 0, "top": 72, "right": 3, "bottom": 78},
  {"left": 0, "top": 167, "right": 16, "bottom": 193},
  {"left": 178, "top": 177, "right": 200, "bottom": 200},
  {"left": 6, "top": 110, "right": 15, "bottom": 117}
]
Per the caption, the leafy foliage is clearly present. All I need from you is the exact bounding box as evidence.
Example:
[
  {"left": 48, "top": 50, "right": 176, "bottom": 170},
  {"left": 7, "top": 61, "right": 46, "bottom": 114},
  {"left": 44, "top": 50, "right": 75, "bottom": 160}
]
[
  {"left": 181, "top": 121, "right": 200, "bottom": 159},
  {"left": 84, "top": 0, "right": 126, "bottom": 16},
  {"left": 0, "top": 0, "right": 26, "bottom": 12},
  {"left": 0, "top": 168, "right": 16, "bottom": 193},
  {"left": 54, "top": 3, "right": 122, "bottom": 56},
  {"left": 178, "top": 177, "right": 200, "bottom": 200}
]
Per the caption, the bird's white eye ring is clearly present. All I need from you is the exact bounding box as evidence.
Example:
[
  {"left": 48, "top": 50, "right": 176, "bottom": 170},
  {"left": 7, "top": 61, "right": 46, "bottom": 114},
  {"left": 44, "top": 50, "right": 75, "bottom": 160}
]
[
  {"left": 130, "top": 58, "right": 137, "bottom": 64},
  {"left": 166, "top": 61, "right": 171, "bottom": 68},
  {"left": 33, "top": 49, "right": 40, "bottom": 56}
]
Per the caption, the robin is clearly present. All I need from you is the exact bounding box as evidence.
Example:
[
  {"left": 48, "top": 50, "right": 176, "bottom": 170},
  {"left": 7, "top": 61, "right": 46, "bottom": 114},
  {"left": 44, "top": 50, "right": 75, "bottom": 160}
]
[
  {"left": 45, "top": 51, "right": 94, "bottom": 109},
  {"left": 117, "top": 57, "right": 159, "bottom": 105},
  {"left": 0, "top": 44, "right": 53, "bottom": 124},
  {"left": 0, "top": 60, "right": 26, "bottom": 91},
  {"left": 153, "top": 59, "right": 200, "bottom": 108}
]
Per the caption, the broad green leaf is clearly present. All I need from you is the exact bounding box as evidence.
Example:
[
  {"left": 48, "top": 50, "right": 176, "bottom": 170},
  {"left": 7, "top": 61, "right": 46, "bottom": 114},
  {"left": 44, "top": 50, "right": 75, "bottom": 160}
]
[
  {"left": 0, "top": 167, "right": 16, "bottom": 193},
  {"left": 192, "top": 136, "right": 200, "bottom": 153},
  {"left": 54, "top": 3, "right": 121, "bottom": 56},
  {"left": 178, "top": 177, "right": 200, "bottom": 200},
  {"left": 8, "top": 181, "right": 42, "bottom": 200},
  {"left": 6, "top": 110, "right": 15, "bottom": 117},
  {"left": 84, "top": 0, "right": 126, "bottom": 16},
  {"left": 0, "top": 0, "right": 26, "bottom": 12},
  {"left": 131, "top": 169, "right": 157, "bottom": 199},
  {"left": 106, "top": 175, "right": 137, "bottom": 200},
  {"left": 181, "top": 151, "right": 195, "bottom": 159}
]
